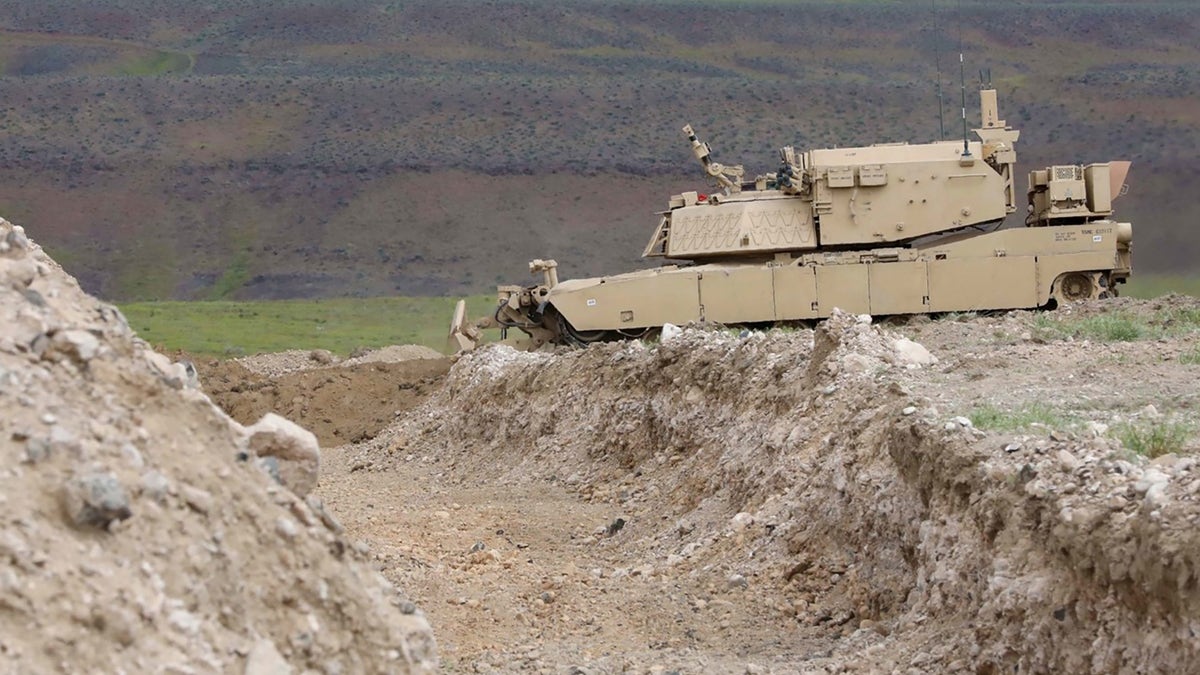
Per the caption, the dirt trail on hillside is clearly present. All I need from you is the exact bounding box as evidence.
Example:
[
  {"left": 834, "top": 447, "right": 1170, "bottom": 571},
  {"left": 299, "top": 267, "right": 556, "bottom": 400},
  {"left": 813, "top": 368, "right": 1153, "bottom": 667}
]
[{"left": 203, "top": 299, "right": 1200, "bottom": 673}]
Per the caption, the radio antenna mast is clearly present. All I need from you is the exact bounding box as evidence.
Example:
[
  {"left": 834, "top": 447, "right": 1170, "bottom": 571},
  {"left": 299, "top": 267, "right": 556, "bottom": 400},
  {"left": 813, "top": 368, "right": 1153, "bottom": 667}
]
[
  {"left": 957, "top": 0, "right": 970, "bottom": 157},
  {"left": 933, "top": 0, "right": 945, "bottom": 140}
]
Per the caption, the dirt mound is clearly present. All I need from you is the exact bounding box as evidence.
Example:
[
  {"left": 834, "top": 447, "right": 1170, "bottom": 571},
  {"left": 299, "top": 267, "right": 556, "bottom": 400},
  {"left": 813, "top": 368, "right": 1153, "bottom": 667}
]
[
  {"left": 0, "top": 217, "right": 436, "bottom": 673},
  {"left": 359, "top": 311, "right": 1199, "bottom": 673},
  {"left": 200, "top": 357, "right": 450, "bottom": 447},
  {"left": 234, "top": 345, "right": 445, "bottom": 380},
  {"left": 342, "top": 345, "right": 445, "bottom": 366}
]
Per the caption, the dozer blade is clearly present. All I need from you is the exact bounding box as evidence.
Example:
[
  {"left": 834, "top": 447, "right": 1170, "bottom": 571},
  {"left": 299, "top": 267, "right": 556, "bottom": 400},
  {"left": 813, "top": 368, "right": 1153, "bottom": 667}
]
[{"left": 447, "top": 299, "right": 478, "bottom": 354}]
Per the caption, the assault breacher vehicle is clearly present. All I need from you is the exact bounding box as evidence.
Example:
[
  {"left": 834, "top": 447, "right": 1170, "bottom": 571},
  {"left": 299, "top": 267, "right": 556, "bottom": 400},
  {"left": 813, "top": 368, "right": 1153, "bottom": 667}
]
[{"left": 450, "top": 85, "right": 1132, "bottom": 351}]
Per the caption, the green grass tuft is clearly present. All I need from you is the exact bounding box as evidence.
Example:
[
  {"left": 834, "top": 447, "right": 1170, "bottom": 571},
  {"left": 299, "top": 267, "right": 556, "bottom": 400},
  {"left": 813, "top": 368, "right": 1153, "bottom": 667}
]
[
  {"left": 1030, "top": 314, "right": 1067, "bottom": 342},
  {"left": 1073, "top": 314, "right": 1147, "bottom": 342},
  {"left": 1112, "top": 420, "right": 1193, "bottom": 458},
  {"left": 1033, "top": 308, "right": 1200, "bottom": 344},
  {"left": 1159, "top": 307, "right": 1200, "bottom": 329},
  {"left": 969, "top": 402, "right": 1070, "bottom": 432},
  {"left": 1181, "top": 346, "right": 1200, "bottom": 365}
]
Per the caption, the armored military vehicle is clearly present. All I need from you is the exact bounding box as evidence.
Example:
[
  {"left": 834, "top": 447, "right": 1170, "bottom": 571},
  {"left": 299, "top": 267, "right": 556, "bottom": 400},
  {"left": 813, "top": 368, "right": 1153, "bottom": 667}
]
[{"left": 450, "top": 85, "right": 1132, "bottom": 351}]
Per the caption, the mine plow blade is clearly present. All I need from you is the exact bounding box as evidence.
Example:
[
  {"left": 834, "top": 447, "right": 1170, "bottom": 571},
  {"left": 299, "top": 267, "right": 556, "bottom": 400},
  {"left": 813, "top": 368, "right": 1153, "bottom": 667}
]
[{"left": 448, "top": 299, "right": 481, "bottom": 353}]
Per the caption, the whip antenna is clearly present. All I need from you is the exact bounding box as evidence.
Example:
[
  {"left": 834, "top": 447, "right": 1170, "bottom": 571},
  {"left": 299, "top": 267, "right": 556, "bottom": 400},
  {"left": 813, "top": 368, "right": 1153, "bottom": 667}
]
[
  {"left": 933, "top": 0, "right": 945, "bottom": 140},
  {"left": 958, "top": 0, "right": 970, "bottom": 157}
]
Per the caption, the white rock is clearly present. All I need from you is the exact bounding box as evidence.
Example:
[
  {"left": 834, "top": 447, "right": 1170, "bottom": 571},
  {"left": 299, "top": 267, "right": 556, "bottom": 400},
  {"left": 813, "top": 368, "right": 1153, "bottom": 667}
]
[
  {"left": 120, "top": 443, "right": 144, "bottom": 469},
  {"left": 276, "top": 516, "right": 299, "bottom": 540},
  {"left": 661, "top": 323, "right": 683, "bottom": 343},
  {"left": 245, "top": 639, "right": 292, "bottom": 675},
  {"left": 167, "top": 608, "right": 201, "bottom": 635},
  {"left": 1134, "top": 468, "right": 1169, "bottom": 495},
  {"left": 842, "top": 353, "right": 873, "bottom": 374},
  {"left": 952, "top": 416, "right": 973, "bottom": 428},
  {"left": 730, "top": 512, "right": 754, "bottom": 531},
  {"left": 1145, "top": 483, "right": 1169, "bottom": 509},
  {"left": 1057, "top": 449, "right": 1080, "bottom": 471},
  {"left": 245, "top": 413, "right": 321, "bottom": 497},
  {"left": 52, "top": 330, "right": 100, "bottom": 362},
  {"left": 893, "top": 338, "right": 938, "bottom": 366}
]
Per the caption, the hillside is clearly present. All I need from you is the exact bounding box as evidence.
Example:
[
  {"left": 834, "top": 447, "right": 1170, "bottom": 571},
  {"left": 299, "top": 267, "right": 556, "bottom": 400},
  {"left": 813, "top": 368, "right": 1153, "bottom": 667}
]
[{"left": 0, "top": 0, "right": 1196, "bottom": 300}]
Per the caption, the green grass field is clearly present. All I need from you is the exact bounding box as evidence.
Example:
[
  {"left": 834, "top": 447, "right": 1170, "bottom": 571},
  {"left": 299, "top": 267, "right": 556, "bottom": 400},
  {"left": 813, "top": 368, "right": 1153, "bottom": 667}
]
[
  {"left": 1121, "top": 275, "right": 1200, "bottom": 300},
  {"left": 120, "top": 275, "right": 1198, "bottom": 359},
  {"left": 121, "top": 294, "right": 496, "bottom": 357}
]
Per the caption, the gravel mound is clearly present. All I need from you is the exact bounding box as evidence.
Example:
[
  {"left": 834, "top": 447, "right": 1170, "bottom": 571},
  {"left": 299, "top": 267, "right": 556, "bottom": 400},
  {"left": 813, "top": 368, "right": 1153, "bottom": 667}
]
[
  {"left": 234, "top": 349, "right": 340, "bottom": 378},
  {"left": 0, "top": 217, "right": 436, "bottom": 673},
  {"left": 341, "top": 344, "right": 444, "bottom": 366},
  {"left": 236, "top": 345, "right": 444, "bottom": 379}
]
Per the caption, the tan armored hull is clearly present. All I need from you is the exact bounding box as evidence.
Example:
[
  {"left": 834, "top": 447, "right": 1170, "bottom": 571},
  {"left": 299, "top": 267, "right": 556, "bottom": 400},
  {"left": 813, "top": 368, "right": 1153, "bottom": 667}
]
[{"left": 550, "top": 222, "right": 1130, "bottom": 334}]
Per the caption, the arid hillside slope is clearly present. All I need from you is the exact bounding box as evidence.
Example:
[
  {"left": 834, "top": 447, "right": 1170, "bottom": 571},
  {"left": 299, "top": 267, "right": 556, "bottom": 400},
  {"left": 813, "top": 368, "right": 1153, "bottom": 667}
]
[{"left": 0, "top": 0, "right": 1195, "bottom": 300}]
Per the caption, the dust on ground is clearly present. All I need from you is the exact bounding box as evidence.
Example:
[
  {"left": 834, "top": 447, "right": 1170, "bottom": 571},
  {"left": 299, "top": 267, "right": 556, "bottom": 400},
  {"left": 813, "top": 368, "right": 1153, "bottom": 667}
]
[{"left": 210, "top": 296, "right": 1200, "bottom": 673}]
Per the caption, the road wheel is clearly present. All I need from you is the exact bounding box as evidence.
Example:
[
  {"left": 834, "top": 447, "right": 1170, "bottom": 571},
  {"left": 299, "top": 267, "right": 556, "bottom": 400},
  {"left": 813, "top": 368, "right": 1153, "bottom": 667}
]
[{"left": 1052, "top": 272, "right": 1101, "bottom": 303}]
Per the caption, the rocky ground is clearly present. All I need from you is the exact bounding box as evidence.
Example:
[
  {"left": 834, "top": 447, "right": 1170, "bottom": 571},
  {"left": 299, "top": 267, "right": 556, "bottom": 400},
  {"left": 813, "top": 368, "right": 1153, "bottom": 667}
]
[
  {"left": 215, "top": 296, "right": 1198, "bottom": 673},
  {"left": 5, "top": 212, "right": 1200, "bottom": 673}
]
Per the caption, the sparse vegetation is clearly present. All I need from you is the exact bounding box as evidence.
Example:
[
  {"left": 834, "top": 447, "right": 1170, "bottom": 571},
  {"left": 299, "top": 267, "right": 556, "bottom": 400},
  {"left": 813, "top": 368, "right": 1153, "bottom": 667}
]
[
  {"left": 1030, "top": 314, "right": 1067, "bottom": 342},
  {"left": 1073, "top": 314, "right": 1148, "bottom": 342},
  {"left": 969, "top": 402, "right": 1070, "bottom": 432},
  {"left": 1181, "top": 346, "right": 1200, "bottom": 365},
  {"left": 1030, "top": 307, "right": 1200, "bottom": 344},
  {"left": 209, "top": 250, "right": 251, "bottom": 301},
  {"left": 1112, "top": 420, "right": 1194, "bottom": 458}
]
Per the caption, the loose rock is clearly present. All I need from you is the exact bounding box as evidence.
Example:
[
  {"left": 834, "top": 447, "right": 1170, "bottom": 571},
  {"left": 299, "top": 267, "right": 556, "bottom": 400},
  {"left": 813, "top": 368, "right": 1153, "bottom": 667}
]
[
  {"left": 245, "top": 413, "right": 321, "bottom": 497},
  {"left": 62, "top": 472, "right": 132, "bottom": 529}
]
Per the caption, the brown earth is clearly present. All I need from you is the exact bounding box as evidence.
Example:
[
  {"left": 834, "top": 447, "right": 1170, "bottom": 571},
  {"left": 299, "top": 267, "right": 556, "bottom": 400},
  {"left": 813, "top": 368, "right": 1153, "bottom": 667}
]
[
  {"left": 199, "top": 356, "right": 450, "bottom": 447},
  {"left": 208, "top": 297, "right": 1200, "bottom": 673}
]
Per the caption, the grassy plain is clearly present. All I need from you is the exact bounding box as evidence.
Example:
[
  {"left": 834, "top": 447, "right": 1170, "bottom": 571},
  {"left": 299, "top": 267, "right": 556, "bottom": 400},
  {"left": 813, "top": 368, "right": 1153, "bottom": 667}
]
[
  {"left": 122, "top": 294, "right": 495, "bottom": 357},
  {"left": 119, "top": 274, "right": 1198, "bottom": 358},
  {"left": 1122, "top": 275, "right": 1200, "bottom": 300}
]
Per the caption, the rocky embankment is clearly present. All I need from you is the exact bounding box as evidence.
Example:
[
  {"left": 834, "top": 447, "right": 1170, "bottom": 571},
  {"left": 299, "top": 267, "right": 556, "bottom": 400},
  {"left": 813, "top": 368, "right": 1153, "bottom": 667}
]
[
  {"left": 369, "top": 312, "right": 1199, "bottom": 673},
  {"left": 0, "top": 217, "right": 436, "bottom": 673}
]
